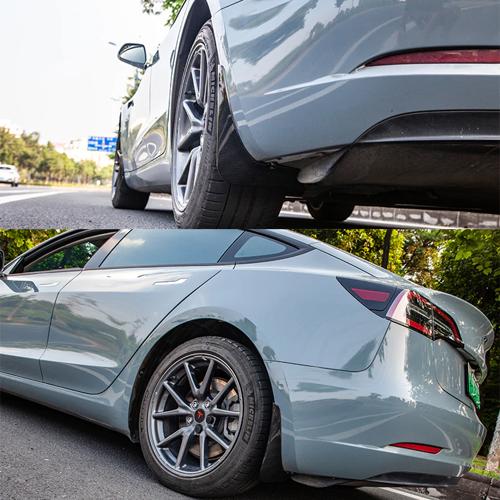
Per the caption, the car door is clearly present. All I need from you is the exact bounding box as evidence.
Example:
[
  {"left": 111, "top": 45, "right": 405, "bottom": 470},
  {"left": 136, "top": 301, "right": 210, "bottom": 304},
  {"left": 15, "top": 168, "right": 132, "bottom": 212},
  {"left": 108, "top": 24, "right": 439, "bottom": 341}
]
[
  {"left": 0, "top": 234, "right": 113, "bottom": 381},
  {"left": 40, "top": 229, "right": 243, "bottom": 394}
]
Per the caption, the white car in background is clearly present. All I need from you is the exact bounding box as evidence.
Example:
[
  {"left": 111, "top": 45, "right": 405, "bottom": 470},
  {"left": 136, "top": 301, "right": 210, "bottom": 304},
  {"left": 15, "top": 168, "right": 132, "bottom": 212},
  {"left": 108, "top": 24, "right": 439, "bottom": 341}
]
[{"left": 0, "top": 165, "right": 20, "bottom": 187}]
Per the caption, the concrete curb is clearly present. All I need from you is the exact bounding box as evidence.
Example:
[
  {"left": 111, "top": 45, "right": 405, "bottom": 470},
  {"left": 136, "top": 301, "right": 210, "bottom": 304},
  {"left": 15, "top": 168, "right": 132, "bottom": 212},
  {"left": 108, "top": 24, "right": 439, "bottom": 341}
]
[{"left": 409, "top": 472, "right": 500, "bottom": 499}]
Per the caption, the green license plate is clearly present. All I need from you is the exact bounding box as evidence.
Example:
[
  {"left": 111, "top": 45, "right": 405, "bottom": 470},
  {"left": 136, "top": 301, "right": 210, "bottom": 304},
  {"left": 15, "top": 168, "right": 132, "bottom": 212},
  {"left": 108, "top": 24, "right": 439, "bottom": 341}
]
[{"left": 467, "top": 365, "right": 481, "bottom": 409}]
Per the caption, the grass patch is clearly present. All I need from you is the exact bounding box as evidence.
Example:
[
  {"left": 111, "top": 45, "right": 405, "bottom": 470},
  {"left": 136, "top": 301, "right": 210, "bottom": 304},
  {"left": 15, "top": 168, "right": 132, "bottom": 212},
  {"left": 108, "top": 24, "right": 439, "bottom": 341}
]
[{"left": 471, "top": 456, "right": 500, "bottom": 480}]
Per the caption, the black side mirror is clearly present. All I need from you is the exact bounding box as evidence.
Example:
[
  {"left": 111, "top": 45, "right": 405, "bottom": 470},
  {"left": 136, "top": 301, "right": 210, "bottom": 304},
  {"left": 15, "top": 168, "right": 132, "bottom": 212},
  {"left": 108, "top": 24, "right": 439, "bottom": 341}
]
[{"left": 118, "top": 43, "right": 147, "bottom": 70}]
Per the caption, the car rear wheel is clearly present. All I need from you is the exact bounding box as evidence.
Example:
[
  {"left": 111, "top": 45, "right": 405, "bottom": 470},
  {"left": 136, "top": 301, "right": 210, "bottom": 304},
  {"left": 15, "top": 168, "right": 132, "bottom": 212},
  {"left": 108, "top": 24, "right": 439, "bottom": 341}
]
[
  {"left": 171, "top": 22, "right": 285, "bottom": 228},
  {"left": 111, "top": 143, "right": 150, "bottom": 210},
  {"left": 306, "top": 200, "right": 355, "bottom": 222},
  {"left": 11, "top": 182, "right": 18, "bottom": 188},
  {"left": 139, "top": 337, "right": 272, "bottom": 497}
]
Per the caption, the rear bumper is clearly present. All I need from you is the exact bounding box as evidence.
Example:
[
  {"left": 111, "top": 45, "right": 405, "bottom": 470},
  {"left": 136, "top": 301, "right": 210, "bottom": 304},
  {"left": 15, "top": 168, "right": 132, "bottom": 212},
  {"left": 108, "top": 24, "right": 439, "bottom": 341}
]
[
  {"left": 268, "top": 323, "right": 486, "bottom": 484},
  {"left": 300, "top": 111, "right": 500, "bottom": 213},
  {"left": 227, "top": 63, "right": 500, "bottom": 162}
]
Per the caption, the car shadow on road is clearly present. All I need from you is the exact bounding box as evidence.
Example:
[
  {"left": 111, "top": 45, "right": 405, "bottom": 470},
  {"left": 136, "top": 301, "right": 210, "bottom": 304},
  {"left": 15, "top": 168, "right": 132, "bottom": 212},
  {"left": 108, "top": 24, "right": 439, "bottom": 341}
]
[{"left": 0, "top": 392, "right": 378, "bottom": 500}]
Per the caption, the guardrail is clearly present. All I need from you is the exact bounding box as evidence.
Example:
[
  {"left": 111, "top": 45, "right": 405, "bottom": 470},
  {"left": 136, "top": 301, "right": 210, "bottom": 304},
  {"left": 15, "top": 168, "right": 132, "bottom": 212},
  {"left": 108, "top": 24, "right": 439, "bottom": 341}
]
[{"left": 282, "top": 202, "right": 500, "bottom": 229}]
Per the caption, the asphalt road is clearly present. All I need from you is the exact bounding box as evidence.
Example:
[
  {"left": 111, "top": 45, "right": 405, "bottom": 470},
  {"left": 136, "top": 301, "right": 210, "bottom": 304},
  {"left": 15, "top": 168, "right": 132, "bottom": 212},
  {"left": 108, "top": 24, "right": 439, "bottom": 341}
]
[
  {"left": 0, "top": 184, "right": 467, "bottom": 230},
  {"left": 0, "top": 392, "right": 432, "bottom": 500}
]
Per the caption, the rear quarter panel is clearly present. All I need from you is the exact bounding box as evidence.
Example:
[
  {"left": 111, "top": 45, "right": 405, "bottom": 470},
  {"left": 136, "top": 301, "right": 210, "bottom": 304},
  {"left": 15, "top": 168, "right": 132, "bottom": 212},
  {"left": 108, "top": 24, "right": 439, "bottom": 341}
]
[
  {"left": 151, "top": 249, "right": 392, "bottom": 372},
  {"left": 214, "top": 0, "right": 500, "bottom": 159}
]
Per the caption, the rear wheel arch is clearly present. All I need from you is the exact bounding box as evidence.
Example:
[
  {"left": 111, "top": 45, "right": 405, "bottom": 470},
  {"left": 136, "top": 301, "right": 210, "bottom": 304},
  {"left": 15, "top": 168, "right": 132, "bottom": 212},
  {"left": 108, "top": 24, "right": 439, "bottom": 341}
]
[{"left": 128, "top": 318, "right": 270, "bottom": 442}]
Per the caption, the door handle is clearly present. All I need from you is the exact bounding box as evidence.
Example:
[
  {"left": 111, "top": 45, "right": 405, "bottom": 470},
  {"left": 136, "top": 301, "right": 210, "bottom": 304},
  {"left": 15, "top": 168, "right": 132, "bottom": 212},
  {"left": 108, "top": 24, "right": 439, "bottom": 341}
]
[{"left": 39, "top": 282, "right": 60, "bottom": 287}]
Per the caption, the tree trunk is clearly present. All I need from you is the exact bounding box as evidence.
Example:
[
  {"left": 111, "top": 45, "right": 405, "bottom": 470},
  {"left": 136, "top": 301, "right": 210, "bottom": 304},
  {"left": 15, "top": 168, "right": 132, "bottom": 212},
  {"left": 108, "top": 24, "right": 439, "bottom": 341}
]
[
  {"left": 486, "top": 411, "right": 500, "bottom": 471},
  {"left": 381, "top": 229, "right": 393, "bottom": 269}
]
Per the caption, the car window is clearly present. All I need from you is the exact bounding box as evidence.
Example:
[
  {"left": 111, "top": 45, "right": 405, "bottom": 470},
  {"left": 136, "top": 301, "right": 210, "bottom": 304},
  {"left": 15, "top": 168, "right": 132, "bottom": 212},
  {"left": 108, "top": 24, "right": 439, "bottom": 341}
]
[
  {"left": 234, "top": 235, "right": 289, "bottom": 260},
  {"left": 23, "top": 238, "right": 108, "bottom": 273},
  {"left": 101, "top": 230, "right": 243, "bottom": 268}
]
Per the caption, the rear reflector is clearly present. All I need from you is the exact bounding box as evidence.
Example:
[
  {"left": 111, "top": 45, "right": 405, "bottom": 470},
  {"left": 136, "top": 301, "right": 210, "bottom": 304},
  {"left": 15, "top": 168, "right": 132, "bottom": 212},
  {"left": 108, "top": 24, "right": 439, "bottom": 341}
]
[
  {"left": 351, "top": 288, "right": 391, "bottom": 303},
  {"left": 337, "top": 278, "right": 396, "bottom": 315},
  {"left": 390, "top": 442, "right": 443, "bottom": 455},
  {"left": 367, "top": 49, "right": 500, "bottom": 66}
]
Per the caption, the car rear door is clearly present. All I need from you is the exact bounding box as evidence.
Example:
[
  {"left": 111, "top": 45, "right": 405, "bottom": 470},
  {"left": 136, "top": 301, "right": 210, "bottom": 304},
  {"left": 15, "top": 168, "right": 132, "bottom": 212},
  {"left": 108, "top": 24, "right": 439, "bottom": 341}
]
[
  {"left": 39, "top": 229, "right": 243, "bottom": 394},
  {"left": 0, "top": 233, "right": 114, "bottom": 381}
]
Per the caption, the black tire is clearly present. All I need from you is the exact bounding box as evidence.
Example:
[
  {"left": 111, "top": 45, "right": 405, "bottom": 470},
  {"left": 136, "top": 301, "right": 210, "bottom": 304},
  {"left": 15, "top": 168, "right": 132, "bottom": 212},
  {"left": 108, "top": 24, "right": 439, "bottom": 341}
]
[
  {"left": 111, "top": 146, "right": 150, "bottom": 210},
  {"left": 307, "top": 200, "right": 355, "bottom": 222},
  {"left": 11, "top": 183, "right": 18, "bottom": 188},
  {"left": 139, "top": 337, "right": 273, "bottom": 497},
  {"left": 172, "top": 22, "right": 285, "bottom": 228}
]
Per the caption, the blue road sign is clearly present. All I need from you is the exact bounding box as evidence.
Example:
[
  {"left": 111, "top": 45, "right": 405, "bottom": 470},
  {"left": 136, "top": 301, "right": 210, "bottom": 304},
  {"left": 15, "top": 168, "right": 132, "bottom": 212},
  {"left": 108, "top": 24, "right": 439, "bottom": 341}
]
[{"left": 88, "top": 136, "right": 118, "bottom": 153}]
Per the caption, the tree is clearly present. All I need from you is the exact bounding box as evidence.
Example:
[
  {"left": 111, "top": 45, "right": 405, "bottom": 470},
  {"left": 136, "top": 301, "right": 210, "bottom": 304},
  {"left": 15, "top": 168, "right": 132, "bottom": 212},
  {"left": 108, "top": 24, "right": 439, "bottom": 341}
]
[
  {"left": 141, "top": 0, "right": 184, "bottom": 25},
  {"left": 0, "top": 230, "right": 59, "bottom": 262},
  {"left": 0, "top": 128, "right": 110, "bottom": 185}
]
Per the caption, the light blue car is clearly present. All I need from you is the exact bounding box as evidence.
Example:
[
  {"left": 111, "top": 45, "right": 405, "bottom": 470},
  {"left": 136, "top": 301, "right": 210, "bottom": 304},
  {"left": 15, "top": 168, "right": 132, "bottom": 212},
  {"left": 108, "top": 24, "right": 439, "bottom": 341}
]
[
  {"left": 0, "top": 230, "right": 494, "bottom": 497},
  {"left": 113, "top": 0, "right": 500, "bottom": 228}
]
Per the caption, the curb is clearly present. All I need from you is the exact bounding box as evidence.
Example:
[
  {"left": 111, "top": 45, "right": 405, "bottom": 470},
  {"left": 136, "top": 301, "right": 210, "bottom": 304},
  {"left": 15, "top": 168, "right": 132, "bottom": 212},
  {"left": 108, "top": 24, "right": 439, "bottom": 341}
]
[{"left": 408, "top": 472, "right": 500, "bottom": 500}]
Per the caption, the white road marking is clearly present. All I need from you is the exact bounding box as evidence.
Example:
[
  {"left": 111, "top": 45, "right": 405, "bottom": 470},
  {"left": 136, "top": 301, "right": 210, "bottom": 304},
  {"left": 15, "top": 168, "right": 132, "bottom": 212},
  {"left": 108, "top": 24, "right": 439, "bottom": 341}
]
[
  {"left": 0, "top": 191, "right": 68, "bottom": 206},
  {"left": 381, "top": 487, "right": 432, "bottom": 499}
]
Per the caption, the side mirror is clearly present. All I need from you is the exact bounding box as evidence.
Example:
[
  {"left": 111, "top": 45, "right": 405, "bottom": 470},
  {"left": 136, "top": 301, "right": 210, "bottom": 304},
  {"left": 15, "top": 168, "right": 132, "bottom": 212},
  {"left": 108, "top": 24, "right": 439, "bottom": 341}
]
[{"left": 118, "top": 43, "right": 147, "bottom": 70}]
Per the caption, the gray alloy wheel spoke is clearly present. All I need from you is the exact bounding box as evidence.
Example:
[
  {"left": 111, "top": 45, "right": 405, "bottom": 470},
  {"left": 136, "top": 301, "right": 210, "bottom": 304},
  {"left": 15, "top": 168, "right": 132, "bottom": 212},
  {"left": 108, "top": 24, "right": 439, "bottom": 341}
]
[
  {"left": 184, "top": 147, "right": 201, "bottom": 200},
  {"left": 157, "top": 426, "right": 186, "bottom": 448},
  {"left": 206, "top": 427, "right": 230, "bottom": 450},
  {"left": 199, "top": 431, "right": 208, "bottom": 471},
  {"left": 191, "top": 66, "right": 201, "bottom": 104},
  {"left": 182, "top": 99, "right": 203, "bottom": 130},
  {"left": 153, "top": 408, "right": 191, "bottom": 419},
  {"left": 177, "top": 122, "right": 203, "bottom": 152},
  {"left": 197, "top": 53, "right": 207, "bottom": 106},
  {"left": 210, "top": 377, "right": 235, "bottom": 407},
  {"left": 178, "top": 148, "right": 195, "bottom": 185},
  {"left": 163, "top": 381, "right": 191, "bottom": 412},
  {"left": 176, "top": 429, "right": 193, "bottom": 469},
  {"left": 211, "top": 408, "right": 240, "bottom": 418},
  {"left": 198, "top": 359, "right": 215, "bottom": 398},
  {"left": 183, "top": 361, "right": 200, "bottom": 398}
]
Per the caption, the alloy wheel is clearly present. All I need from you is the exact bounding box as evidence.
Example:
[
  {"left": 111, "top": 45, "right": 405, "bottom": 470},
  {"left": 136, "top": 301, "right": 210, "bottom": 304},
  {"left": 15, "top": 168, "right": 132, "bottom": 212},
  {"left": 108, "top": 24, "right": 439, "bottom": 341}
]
[
  {"left": 147, "top": 353, "right": 243, "bottom": 477},
  {"left": 173, "top": 45, "right": 211, "bottom": 211}
]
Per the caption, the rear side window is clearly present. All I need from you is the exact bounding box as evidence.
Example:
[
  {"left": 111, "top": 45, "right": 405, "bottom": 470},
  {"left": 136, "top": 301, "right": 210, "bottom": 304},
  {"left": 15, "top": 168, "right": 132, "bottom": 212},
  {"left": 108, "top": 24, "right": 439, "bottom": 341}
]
[
  {"left": 234, "top": 236, "right": 288, "bottom": 260},
  {"left": 101, "top": 230, "right": 243, "bottom": 268}
]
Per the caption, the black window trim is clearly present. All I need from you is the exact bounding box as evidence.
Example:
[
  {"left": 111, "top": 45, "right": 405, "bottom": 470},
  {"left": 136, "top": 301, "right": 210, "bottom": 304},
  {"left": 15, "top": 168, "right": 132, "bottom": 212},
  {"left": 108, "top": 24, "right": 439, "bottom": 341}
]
[{"left": 219, "top": 230, "right": 312, "bottom": 265}]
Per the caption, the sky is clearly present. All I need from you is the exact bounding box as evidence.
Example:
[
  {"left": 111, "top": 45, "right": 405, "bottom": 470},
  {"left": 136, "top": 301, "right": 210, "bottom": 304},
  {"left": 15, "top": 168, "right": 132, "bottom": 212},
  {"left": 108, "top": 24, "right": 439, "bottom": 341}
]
[{"left": 0, "top": 0, "right": 169, "bottom": 144}]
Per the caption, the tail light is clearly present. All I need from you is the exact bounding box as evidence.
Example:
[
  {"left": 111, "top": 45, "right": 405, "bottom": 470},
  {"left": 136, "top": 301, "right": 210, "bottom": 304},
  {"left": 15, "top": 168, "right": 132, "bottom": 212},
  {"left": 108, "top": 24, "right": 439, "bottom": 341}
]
[
  {"left": 387, "top": 290, "right": 463, "bottom": 346},
  {"left": 339, "top": 278, "right": 463, "bottom": 346},
  {"left": 367, "top": 49, "right": 500, "bottom": 66}
]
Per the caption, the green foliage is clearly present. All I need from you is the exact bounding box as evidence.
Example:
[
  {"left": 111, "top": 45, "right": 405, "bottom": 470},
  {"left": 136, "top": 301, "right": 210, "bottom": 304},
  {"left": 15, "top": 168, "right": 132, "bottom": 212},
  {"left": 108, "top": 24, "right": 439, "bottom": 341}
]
[
  {"left": 0, "top": 230, "right": 60, "bottom": 262},
  {"left": 141, "top": 0, "right": 184, "bottom": 25},
  {"left": 0, "top": 128, "right": 111, "bottom": 185}
]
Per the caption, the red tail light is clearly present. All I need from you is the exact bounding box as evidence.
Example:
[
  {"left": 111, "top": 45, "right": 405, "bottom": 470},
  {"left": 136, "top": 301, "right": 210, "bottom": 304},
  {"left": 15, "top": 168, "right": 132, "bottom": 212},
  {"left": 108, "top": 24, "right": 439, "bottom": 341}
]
[
  {"left": 367, "top": 49, "right": 500, "bottom": 66},
  {"left": 390, "top": 442, "right": 443, "bottom": 455},
  {"left": 339, "top": 278, "right": 463, "bottom": 346},
  {"left": 387, "top": 290, "right": 463, "bottom": 346}
]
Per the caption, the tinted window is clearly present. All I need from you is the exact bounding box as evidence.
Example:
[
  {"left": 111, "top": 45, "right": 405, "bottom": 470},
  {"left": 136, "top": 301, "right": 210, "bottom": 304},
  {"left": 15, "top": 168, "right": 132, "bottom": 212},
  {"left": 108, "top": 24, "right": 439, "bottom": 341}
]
[
  {"left": 102, "top": 230, "right": 243, "bottom": 268},
  {"left": 234, "top": 235, "right": 289, "bottom": 260},
  {"left": 24, "top": 239, "right": 107, "bottom": 273}
]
